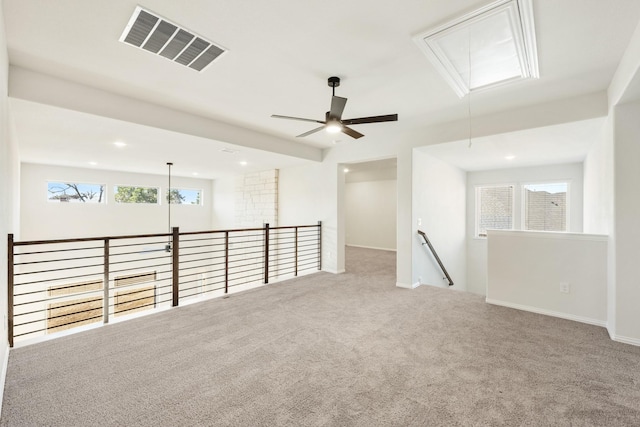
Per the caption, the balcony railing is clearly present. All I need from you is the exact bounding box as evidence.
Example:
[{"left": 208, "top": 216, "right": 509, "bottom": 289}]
[{"left": 7, "top": 222, "right": 321, "bottom": 347}]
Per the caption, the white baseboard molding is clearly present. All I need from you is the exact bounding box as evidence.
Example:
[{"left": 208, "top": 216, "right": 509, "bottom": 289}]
[
  {"left": 485, "top": 298, "right": 607, "bottom": 328},
  {"left": 323, "top": 268, "right": 345, "bottom": 274},
  {"left": 609, "top": 333, "right": 640, "bottom": 347},
  {"left": 346, "top": 244, "right": 397, "bottom": 252},
  {"left": 396, "top": 281, "right": 420, "bottom": 289},
  {"left": 0, "top": 344, "right": 9, "bottom": 418}
]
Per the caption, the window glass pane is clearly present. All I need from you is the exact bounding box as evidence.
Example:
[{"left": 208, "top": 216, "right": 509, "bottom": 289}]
[
  {"left": 114, "top": 186, "right": 159, "bottom": 204},
  {"left": 167, "top": 188, "right": 202, "bottom": 205},
  {"left": 523, "top": 183, "right": 567, "bottom": 231},
  {"left": 477, "top": 185, "right": 513, "bottom": 237},
  {"left": 47, "top": 182, "right": 105, "bottom": 203}
]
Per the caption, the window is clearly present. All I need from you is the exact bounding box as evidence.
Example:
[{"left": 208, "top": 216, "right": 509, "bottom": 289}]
[
  {"left": 167, "top": 188, "right": 202, "bottom": 205},
  {"left": 114, "top": 186, "right": 159, "bottom": 204},
  {"left": 523, "top": 182, "right": 568, "bottom": 232},
  {"left": 47, "top": 182, "right": 105, "bottom": 203},
  {"left": 476, "top": 185, "right": 514, "bottom": 238}
]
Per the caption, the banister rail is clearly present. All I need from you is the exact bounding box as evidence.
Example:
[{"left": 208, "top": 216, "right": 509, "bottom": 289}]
[
  {"left": 7, "top": 222, "right": 322, "bottom": 347},
  {"left": 417, "top": 229, "right": 454, "bottom": 287}
]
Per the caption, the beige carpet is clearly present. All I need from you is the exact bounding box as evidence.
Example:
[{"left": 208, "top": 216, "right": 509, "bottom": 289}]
[{"left": 2, "top": 247, "right": 640, "bottom": 426}]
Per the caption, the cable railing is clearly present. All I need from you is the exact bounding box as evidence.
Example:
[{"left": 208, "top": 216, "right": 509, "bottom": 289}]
[
  {"left": 417, "top": 229, "right": 453, "bottom": 287},
  {"left": 8, "top": 222, "right": 322, "bottom": 347}
]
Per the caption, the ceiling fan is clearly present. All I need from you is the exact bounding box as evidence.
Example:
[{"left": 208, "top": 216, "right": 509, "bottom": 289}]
[{"left": 271, "top": 76, "right": 398, "bottom": 139}]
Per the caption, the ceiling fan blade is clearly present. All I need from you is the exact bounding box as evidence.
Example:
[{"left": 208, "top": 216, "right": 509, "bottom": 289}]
[
  {"left": 271, "top": 114, "right": 324, "bottom": 124},
  {"left": 342, "top": 114, "right": 398, "bottom": 125},
  {"left": 329, "top": 96, "right": 347, "bottom": 119},
  {"left": 341, "top": 126, "right": 364, "bottom": 139},
  {"left": 297, "top": 126, "right": 326, "bottom": 138}
]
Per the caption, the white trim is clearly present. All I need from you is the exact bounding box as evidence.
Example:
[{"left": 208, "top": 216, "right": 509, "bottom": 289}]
[
  {"left": 396, "top": 282, "right": 420, "bottom": 289},
  {"left": 485, "top": 298, "right": 607, "bottom": 327},
  {"left": 609, "top": 333, "right": 640, "bottom": 347},
  {"left": 322, "top": 268, "right": 345, "bottom": 274},
  {"left": 0, "top": 345, "right": 9, "bottom": 417},
  {"left": 346, "top": 244, "right": 396, "bottom": 252},
  {"left": 487, "top": 229, "right": 608, "bottom": 241}
]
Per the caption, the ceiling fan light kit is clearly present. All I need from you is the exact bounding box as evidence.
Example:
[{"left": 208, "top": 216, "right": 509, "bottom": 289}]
[{"left": 272, "top": 76, "right": 398, "bottom": 140}]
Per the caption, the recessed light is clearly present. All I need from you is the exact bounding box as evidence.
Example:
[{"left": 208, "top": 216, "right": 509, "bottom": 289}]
[
  {"left": 344, "top": 168, "right": 350, "bottom": 173},
  {"left": 192, "top": 172, "right": 199, "bottom": 176},
  {"left": 88, "top": 161, "right": 98, "bottom": 166},
  {"left": 113, "top": 141, "right": 127, "bottom": 147},
  {"left": 240, "top": 161, "right": 247, "bottom": 166},
  {"left": 505, "top": 155, "right": 515, "bottom": 160}
]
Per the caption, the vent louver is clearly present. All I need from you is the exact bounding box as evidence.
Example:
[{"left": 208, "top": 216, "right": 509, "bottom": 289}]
[{"left": 120, "top": 6, "right": 226, "bottom": 72}]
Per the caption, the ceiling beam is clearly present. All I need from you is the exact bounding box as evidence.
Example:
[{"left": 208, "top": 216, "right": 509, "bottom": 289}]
[{"left": 8, "top": 66, "right": 322, "bottom": 162}]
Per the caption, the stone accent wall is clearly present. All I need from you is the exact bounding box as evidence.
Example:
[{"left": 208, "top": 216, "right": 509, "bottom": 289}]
[{"left": 235, "top": 170, "right": 278, "bottom": 227}]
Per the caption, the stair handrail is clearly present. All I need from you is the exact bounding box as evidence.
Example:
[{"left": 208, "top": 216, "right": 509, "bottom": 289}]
[{"left": 417, "top": 229, "right": 454, "bottom": 287}]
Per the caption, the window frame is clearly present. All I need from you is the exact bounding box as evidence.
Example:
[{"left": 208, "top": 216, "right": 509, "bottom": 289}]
[
  {"left": 165, "top": 187, "right": 203, "bottom": 206},
  {"left": 521, "top": 180, "right": 571, "bottom": 232},
  {"left": 47, "top": 181, "right": 107, "bottom": 204},
  {"left": 474, "top": 183, "right": 515, "bottom": 239},
  {"left": 113, "top": 184, "right": 160, "bottom": 205}
]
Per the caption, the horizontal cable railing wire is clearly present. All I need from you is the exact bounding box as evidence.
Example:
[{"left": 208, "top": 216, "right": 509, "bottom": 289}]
[{"left": 8, "top": 222, "right": 321, "bottom": 346}]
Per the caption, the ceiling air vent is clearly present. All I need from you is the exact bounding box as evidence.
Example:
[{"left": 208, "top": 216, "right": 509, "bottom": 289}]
[
  {"left": 413, "top": 0, "right": 538, "bottom": 97},
  {"left": 120, "top": 6, "right": 226, "bottom": 72}
]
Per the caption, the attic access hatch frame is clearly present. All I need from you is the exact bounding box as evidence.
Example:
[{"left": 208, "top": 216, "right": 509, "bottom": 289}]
[{"left": 413, "top": 0, "right": 538, "bottom": 98}]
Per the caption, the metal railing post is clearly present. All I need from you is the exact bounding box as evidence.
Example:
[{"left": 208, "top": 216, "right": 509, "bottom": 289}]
[
  {"left": 294, "top": 227, "right": 298, "bottom": 277},
  {"left": 317, "top": 221, "right": 322, "bottom": 271},
  {"left": 8, "top": 234, "right": 14, "bottom": 348},
  {"left": 224, "top": 231, "right": 229, "bottom": 294},
  {"left": 264, "top": 223, "right": 270, "bottom": 284},
  {"left": 103, "top": 238, "right": 110, "bottom": 324},
  {"left": 172, "top": 227, "right": 180, "bottom": 306}
]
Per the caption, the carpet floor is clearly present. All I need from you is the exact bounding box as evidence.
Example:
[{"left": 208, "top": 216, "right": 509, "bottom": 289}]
[{"left": 2, "top": 247, "right": 640, "bottom": 426}]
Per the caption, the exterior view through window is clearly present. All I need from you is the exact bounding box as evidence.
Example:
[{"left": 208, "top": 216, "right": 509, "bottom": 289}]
[
  {"left": 167, "top": 188, "right": 202, "bottom": 205},
  {"left": 47, "top": 182, "right": 105, "bottom": 203},
  {"left": 523, "top": 182, "right": 568, "bottom": 231},
  {"left": 114, "top": 186, "right": 159, "bottom": 204},
  {"left": 476, "top": 185, "right": 514, "bottom": 237}
]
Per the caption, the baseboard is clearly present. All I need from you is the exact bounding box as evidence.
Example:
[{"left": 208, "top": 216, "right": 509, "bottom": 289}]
[
  {"left": 346, "top": 244, "right": 397, "bottom": 252},
  {"left": 610, "top": 333, "right": 640, "bottom": 347},
  {"left": 396, "top": 281, "right": 420, "bottom": 289},
  {"left": 485, "top": 298, "right": 607, "bottom": 328},
  {"left": 322, "top": 268, "right": 345, "bottom": 274},
  {"left": 0, "top": 344, "right": 9, "bottom": 418}
]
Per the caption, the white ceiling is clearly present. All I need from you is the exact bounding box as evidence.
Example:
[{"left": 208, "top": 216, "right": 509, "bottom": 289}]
[
  {"left": 10, "top": 99, "right": 310, "bottom": 179},
  {"left": 419, "top": 118, "right": 605, "bottom": 171},
  {"left": 4, "top": 0, "right": 640, "bottom": 177}
]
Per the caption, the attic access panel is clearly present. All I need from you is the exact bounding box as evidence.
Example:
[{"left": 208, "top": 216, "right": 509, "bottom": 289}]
[
  {"left": 413, "top": 0, "right": 538, "bottom": 97},
  {"left": 120, "top": 6, "right": 226, "bottom": 72}
]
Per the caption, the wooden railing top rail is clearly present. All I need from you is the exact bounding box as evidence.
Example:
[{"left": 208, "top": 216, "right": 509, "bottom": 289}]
[{"left": 13, "top": 223, "right": 321, "bottom": 246}]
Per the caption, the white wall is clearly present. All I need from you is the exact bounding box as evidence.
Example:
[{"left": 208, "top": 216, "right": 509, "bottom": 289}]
[
  {"left": 412, "top": 150, "right": 466, "bottom": 290},
  {"left": 583, "top": 123, "right": 613, "bottom": 235},
  {"left": 466, "top": 163, "right": 584, "bottom": 295},
  {"left": 487, "top": 230, "right": 607, "bottom": 326},
  {"left": 345, "top": 180, "right": 397, "bottom": 251},
  {"left": 279, "top": 161, "right": 342, "bottom": 273},
  {"left": 20, "top": 163, "right": 214, "bottom": 240},
  {"left": 211, "top": 176, "right": 236, "bottom": 229},
  {"left": 0, "top": 4, "right": 20, "bottom": 410},
  {"left": 612, "top": 101, "right": 640, "bottom": 345}
]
